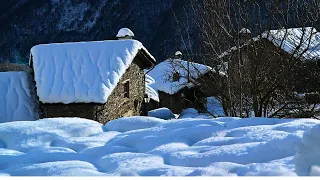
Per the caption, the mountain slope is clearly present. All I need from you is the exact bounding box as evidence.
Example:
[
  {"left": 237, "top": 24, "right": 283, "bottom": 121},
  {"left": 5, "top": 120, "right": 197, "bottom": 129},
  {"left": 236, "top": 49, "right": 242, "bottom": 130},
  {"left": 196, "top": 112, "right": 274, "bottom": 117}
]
[{"left": 0, "top": 0, "right": 195, "bottom": 63}]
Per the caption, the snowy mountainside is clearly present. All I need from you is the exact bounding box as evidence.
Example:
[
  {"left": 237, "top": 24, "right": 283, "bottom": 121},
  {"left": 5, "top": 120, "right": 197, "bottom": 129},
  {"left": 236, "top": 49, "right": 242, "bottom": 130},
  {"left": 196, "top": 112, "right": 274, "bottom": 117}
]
[{"left": 0, "top": 0, "right": 196, "bottom": 63}]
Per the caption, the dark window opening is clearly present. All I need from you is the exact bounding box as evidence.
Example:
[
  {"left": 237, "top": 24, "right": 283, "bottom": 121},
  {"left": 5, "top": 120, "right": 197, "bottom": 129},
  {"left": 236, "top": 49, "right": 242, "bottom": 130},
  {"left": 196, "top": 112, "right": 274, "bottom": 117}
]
[{"left": 124, "top": 81, "right": 130, "bottom": 98}]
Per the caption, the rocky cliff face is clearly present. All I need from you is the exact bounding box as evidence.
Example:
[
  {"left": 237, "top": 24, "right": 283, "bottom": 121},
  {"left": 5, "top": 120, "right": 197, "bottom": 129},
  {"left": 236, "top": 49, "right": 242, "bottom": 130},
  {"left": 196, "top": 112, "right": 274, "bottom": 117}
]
[{"left": 0, "top": 0, "right": 196, "bottom": 63}]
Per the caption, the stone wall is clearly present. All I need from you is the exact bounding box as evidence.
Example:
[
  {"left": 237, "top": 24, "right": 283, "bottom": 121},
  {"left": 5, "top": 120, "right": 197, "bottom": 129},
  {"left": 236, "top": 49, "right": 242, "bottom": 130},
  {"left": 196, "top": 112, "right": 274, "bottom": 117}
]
[
  {"left": 0, "top": 63, "right": 28, "bottom": 72},
  {"left": 94, "top": 60, "right": 145, "bottom": 124}
]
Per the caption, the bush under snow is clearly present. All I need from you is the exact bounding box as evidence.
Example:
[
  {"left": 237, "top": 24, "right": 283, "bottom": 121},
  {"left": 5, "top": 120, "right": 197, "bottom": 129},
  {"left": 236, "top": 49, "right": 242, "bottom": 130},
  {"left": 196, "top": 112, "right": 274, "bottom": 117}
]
[{"left": 0, "top": 116, "right": 319, "bottom": 176}]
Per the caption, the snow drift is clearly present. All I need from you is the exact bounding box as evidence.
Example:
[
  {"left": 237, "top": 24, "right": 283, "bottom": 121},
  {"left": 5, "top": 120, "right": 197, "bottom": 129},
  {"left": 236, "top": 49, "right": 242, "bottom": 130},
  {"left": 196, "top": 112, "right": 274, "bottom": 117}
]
[
  {"left": 0, "top": 116, "right": 318, "bottom": 176},
  {"left": 295, "top": 124, "right": 320, "bottom": 175}
]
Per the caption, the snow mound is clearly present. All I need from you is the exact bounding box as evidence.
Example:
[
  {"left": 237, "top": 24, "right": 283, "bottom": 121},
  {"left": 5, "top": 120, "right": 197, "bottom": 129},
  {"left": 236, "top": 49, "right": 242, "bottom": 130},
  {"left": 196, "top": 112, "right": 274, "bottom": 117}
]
[
  {"left": 0, "top": 117, "right": 318, "bottom": 176},
  {"left": 31, "top": 39, "right": 154, "bottom": 104},
  {"left": 104, "top": 116, "right": 166, "bottom": 132},
  {"left": 295, "top": 124, "right": 320, "bottom": 175},
  {"left": 0, "top": 72, "right": 37, "bottom": 122},
  {"left": 116, "top": 28, "right": 134, "bottom": 38},
  {"left": 148, "top": 108, "right": 175, "bottom": 120},
  {"left": 146, "top": 59, "right": 217, "bottom": 95}
]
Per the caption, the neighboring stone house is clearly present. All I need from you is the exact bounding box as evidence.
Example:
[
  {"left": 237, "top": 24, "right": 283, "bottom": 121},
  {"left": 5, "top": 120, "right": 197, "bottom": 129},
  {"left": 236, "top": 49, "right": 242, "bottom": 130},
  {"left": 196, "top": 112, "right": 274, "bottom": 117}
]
[
  {"left": 218, "top": 27, "right": 320, "bottom": 116},
  {"left": 0, "top": 63, "right": 38, "bottom": 122},
  {"left": 219, "top": 27, "right": 320, "bottom": 92},
  {"left": 146, "top": 58, "right": 224, "bottom": 114},
  {"left": 29, "top": 29, "right": 155, "bottom": 124}
]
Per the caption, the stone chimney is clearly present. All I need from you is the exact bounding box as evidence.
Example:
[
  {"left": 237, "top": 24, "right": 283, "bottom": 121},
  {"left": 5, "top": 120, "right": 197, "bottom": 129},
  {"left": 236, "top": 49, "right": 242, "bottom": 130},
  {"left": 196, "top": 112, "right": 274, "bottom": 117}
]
[
  {"left": 239, "top": 28, "right": 251, "bottom": 44},
  {"left": 174, "top": 51, "right": 182, "bottom": 59},
  {"left": 116, "top": 28, "right": 134, "bottom": 40}
]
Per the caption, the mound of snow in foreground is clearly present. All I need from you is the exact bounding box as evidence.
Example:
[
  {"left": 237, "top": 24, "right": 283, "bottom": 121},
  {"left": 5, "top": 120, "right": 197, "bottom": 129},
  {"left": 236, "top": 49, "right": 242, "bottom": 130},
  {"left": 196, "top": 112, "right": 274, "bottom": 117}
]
[
  {"left": 295, "top": 124, "right": 320, "bottom": 175},
  {"left": 0, "top": 117, "right": 319, "bottom": 176}
]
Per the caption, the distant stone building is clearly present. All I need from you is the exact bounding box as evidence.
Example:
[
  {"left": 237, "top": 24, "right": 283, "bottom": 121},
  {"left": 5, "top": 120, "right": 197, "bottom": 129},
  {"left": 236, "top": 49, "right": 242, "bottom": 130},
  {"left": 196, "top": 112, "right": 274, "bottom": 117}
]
[
  {"left": 29, "top": 28, "right": 155, "bottom": 124},
  {"left": 220, "top": 27, "right": 320, "bottom": 91},
  {"left": 219, "top": 27, "right": 320, "bottom": 116}
]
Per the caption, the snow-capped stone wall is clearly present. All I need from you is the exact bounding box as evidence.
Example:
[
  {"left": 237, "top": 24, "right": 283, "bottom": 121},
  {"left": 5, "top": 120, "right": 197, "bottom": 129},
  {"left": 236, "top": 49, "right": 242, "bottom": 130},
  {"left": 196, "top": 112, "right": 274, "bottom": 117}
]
[{"left": 0, "top": 72, "right": 37, "bottom": 122}]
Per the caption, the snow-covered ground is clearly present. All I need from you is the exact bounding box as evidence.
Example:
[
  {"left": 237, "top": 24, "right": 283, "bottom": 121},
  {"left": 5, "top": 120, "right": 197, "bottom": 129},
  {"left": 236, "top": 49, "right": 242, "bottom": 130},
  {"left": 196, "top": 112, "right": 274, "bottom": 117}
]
[{"left": 0, "top": 115, "right": 319, "bottom": 176}]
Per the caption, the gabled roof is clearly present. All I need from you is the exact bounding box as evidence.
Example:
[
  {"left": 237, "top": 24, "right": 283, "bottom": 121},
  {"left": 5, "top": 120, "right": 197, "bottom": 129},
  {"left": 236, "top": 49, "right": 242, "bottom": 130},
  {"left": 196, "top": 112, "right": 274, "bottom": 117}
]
[
  {"left": 219, "top": 27, "right": 320, "bottom": 61},
  {"left": 0, "top": 72, "right": 37, "bottom": 122},
  {"left": 146, "top": 59, "right": 219, "bottom": 95},
  {"left": 30, "top": 39, "right": 155, "bottom": 104}
]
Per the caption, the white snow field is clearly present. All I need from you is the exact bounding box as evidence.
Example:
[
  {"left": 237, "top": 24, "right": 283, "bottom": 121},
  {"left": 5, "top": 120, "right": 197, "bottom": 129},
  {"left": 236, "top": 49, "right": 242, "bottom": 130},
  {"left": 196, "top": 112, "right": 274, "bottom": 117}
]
[
  {"left": 0, "top": 72, "right": 37, "bottom": 122},
  {"left": 0, "top": 116, "right": 319, "bottom": 176}
]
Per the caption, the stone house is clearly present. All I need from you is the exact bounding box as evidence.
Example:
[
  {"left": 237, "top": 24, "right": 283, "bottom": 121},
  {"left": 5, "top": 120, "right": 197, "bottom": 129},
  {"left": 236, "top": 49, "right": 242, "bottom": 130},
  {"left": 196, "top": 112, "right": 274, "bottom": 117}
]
[
  {"left": 146, "top": 58, "right": 224, "bottom": 114},
  {"left": 29, "top": 28, "right": 155, "bottom": 124},
  {"left": 218, "top": 27, "right": 320, "bottom": 116},
  {"left": 220, "top": 27, "right": 320, "bottom": 90}
]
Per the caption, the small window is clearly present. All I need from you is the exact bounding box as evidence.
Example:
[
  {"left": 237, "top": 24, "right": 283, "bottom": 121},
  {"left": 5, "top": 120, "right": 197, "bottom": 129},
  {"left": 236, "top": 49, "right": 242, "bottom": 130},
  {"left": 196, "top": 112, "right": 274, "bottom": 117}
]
[
  {"left": 172, "top": 72, "right": 181, "bottom": 82},
  {"left": 124, "top": 81, "right": 130, "bottom": 98}
]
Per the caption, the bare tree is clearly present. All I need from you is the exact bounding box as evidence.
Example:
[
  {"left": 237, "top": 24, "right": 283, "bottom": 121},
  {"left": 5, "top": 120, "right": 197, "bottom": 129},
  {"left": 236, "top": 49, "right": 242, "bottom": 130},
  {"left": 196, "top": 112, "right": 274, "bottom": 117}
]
[{"left": 171, "top": 0, "right": 320, "bottom": 117}]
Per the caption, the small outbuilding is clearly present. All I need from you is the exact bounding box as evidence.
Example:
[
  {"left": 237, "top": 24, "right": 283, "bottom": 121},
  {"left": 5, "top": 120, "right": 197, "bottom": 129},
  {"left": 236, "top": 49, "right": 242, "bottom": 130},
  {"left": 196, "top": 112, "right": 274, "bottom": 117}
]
[
  {"left": 29, "top": 28, "right": 155, "bottom": 124},
  {"left": 146, "top": 57, "right": 223, "bottom": 114}
]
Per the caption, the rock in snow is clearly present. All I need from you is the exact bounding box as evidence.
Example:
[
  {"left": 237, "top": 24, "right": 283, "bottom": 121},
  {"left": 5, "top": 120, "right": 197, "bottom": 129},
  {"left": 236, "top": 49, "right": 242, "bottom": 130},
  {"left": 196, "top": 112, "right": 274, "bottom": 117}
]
[{"left": 0, "top": 116, "right": 318, "bottom": 176}]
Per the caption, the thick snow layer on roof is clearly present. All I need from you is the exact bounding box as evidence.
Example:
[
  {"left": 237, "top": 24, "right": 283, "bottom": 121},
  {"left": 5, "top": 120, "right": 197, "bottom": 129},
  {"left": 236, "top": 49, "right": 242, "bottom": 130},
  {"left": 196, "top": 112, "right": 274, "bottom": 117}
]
[
  {"left": 146, "top": 59, "right": 213, "bottom": 95},
  {"left": 31, "top": 40, "right": 154, "bottom": 104},
  {"left": 263, "top": 27, "right": 320, "bottom": 60},
  {"left": 0, "top": 116, "right": 318, "bottom": 176},
  {"left": 0, "top": 72, "right": 37, "bottom": 122},
  {"left": 116, "top": 28, "right": 134, "bottom": 38}
]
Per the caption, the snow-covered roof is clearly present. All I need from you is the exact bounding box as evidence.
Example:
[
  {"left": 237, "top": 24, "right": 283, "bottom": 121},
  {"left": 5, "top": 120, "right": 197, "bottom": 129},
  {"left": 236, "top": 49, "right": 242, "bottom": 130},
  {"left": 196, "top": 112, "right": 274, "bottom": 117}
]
[
  {"left": 146, "top": 59, "right": 214, "bottom": 95},
  {"left": 220, "top": 27, "right": 320, "bottom": 60},
  {"left": 31, "top": 39, "right": 155, "bottom": 104},
  {"left": 262, "top": 27, "right": 320, "bottom": 60},
  {"left": 0, "top": 72, "right": 37, "bottom": 122},
  {"left": 116, "top": 28, "right": 134, "bottom": 38}
]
